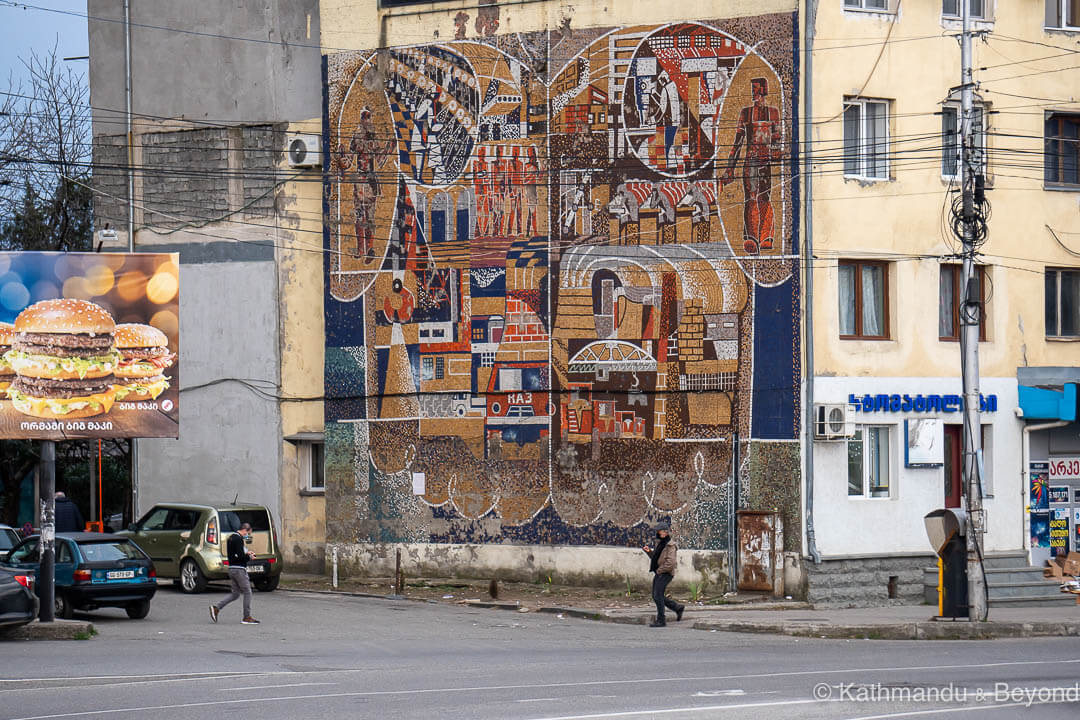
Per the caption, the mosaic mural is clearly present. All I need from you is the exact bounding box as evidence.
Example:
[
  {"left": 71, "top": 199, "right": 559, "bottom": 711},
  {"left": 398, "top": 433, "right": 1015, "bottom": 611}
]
[{"left": 324, "top": 14, "right": 800, "bottom": 550}]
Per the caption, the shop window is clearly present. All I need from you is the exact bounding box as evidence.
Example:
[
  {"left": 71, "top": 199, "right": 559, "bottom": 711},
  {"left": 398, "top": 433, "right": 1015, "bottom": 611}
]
[
  {"left": 839, "top": 260, "right": 890, "bottom": 339},
  {"left": 943, "top": 0, "right": 987, "bottom": 19},
  {"left": 1045, "top": 113, "right": 1080, "bottom": 186},
  {"left": 939, "top": 264, "right": 986, "bottom": 340},
  {"left": 1046, "top": 0, "right": 1080, "bottom": 29},
  {"left": 843, "top": 98, "right": 890, "bottom": 180},
  {"left": 1045, "top": 268, "right": 1080, "bottom": 337},
  {"left": 941, "top": 104, "right": 986, "bottom": 179},
  {"left": 848, "top": 426, "right": 891, "bottom": 498}
]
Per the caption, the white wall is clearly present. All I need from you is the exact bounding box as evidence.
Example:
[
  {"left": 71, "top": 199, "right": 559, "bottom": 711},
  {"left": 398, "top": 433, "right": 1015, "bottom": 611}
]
[{"left": 812, "top": 376, "right": 1022, "bottom": 556}]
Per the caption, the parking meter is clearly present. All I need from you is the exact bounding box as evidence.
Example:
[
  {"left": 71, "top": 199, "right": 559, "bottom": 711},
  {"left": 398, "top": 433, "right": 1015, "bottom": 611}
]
[{"left": 924, "top": 509, "right": 968, "bottom": 618}]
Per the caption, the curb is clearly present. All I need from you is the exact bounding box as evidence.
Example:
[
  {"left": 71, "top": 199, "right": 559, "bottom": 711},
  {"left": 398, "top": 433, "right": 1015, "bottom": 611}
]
[
  {"left": 280, "top": 588, "right": 1080, "bottom": 640},
  {"left": 0, "top": 619, "right": 95, "bottom": 641}
]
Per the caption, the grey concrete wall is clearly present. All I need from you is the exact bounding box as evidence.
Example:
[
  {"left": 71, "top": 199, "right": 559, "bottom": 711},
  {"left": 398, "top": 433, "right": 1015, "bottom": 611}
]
[
  {"left": 135, "top": 261, "right": 281, "bottom": 518},
  {"left": 806, "top": 555, "right": 936, "bottom": 607},
  {"left": 87, "top": 0, "right": 321, "bottom": 137}
]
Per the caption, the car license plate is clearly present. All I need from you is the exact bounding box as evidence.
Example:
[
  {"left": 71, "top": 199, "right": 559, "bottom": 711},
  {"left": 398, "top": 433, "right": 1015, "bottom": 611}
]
[
  {"left": 107, "top": 570, "right": 135, "bottom": 579},
  {"left": 246, "top": 565, "right": 264, "bottom": 574}
]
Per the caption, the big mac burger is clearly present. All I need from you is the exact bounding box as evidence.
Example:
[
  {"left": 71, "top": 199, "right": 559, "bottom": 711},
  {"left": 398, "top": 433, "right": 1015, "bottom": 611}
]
[
  {"left": 112, "top": 323, "right": 173, "bottom": 401},
  {"left": 4, "top": 299, "right": 120, "bottom": 419},
  {"left": 0, "top": 322, "right": 15, "bottom": 392}
]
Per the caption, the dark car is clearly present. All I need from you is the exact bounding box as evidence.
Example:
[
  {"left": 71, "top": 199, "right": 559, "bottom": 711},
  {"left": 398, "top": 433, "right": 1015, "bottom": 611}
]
[
  {"left": 0, "top": 566, "right": 37, "bottom": 629},
  {"left": 2, "top": 533, "right": 157, "bottom": 619},
  {"left": 0, "top": 525, "right": 20, "bottom": 552}
]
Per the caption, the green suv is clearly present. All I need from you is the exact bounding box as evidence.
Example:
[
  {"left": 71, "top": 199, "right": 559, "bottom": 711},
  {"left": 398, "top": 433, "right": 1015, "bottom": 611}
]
[{"left": 119, "top": 502, "right": 283, "bottom": 593}]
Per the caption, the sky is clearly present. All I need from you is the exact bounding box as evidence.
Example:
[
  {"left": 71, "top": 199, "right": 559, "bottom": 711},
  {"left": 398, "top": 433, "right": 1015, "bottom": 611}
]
[{"left": 0, "top": 1, "right": 89, "bottom": 90}]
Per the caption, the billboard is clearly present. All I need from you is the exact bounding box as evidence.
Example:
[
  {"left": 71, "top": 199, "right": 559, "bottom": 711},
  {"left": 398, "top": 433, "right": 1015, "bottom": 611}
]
[{"left": 0, "top": 252, "right": 179, "bottom": 440}]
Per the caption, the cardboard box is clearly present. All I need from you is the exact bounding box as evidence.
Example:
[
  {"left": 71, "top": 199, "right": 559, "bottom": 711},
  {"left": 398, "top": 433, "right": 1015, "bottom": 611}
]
[{"left": 1063, "top": 552, "right": 1080, "bottom": 577}]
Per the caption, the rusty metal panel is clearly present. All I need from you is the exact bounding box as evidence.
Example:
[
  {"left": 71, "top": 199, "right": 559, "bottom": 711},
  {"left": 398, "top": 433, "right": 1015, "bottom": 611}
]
[{"left": 737, "top": 510, "right": 782, "bottom": 592}]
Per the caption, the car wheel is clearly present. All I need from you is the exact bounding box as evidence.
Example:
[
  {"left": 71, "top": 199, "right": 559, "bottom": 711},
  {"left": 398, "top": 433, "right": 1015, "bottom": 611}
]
[
  {"left": 179, "top": 558, "right": 207, "bottom": 594},
  {"left": 254, "top": 575, "right": 279, "bottom": 592},
  {"left": 55, "top": 592, "right": 73, "bottom": 620},
  {"left": 125, "top": 599, "right": 151, "bottom": 619}
]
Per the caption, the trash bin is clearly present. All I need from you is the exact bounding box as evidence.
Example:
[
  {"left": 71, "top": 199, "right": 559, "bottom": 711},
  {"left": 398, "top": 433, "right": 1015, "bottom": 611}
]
[{"left": 924, "top": 508, "right": 968, "bottom": 618}]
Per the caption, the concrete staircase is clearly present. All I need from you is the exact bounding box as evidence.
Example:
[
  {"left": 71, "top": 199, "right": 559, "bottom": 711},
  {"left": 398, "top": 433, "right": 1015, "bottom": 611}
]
[{"left": 922, "top": 551, "right": 1076, "bottom": 608}]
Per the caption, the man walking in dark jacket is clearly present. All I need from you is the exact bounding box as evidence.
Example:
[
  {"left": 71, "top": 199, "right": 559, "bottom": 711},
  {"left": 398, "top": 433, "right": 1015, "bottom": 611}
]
[
  {"left": 642, "top": 519, "right": 684, "bottom": 627},
  {"left": 209, "top": 523, "right": 259, "bottom": 624},
  {"left": 54, "top": 491, "right": 84, "bottom": 533}
]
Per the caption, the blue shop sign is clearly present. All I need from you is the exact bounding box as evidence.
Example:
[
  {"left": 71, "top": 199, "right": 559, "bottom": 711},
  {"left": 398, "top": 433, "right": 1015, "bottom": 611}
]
[{"left": 847, "top": 393, "right": 998, "bottom": 413}]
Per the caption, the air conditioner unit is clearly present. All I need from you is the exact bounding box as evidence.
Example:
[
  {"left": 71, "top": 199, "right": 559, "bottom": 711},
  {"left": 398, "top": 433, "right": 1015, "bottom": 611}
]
[
  {"left": 814, "top": 403, "right": 855, "bottom": 440},
  {"left": 286, "top": 133, "right": 322, "bottom": 168}
]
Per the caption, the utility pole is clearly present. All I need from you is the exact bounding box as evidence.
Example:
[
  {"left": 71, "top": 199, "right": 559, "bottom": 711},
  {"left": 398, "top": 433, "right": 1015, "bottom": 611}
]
[
  {"left": 959, "top": 0, "right": 987, "bottom": 622},
  {"left": 38, "top": 441, "right": 55, "bottom": 622}
]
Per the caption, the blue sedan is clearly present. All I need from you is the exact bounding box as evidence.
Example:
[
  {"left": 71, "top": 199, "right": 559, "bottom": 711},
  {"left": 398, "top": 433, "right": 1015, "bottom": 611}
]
[{"left": 2, "top": 533, "right": 157, "bottom": 619}]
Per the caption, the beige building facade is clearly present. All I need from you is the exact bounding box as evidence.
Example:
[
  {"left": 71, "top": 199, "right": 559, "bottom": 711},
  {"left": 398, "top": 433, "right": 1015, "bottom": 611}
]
[{"left": 805, "top": 1, "right": 1080, "bottom": 604}]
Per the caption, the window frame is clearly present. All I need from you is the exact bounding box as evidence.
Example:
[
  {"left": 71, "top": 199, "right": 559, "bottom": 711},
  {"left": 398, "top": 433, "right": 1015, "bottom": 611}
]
[
  {"left": 844, "top": 0, "right": 891, "bottom": 11},
  {"left": 838, "top": 260, "right": 891, "bottom": 340},
  {"left": 1045, "top": 267, "right": 1080, "bottom": 338},
  {"left": 942, "top": 0, "right": 989, "bottom": 20},
  {"left": 1045, "top": 112, "right": 1080, "bottom": 188},
  {"left": 939, "top": 264, "right": 987, "bottom": 341},
  {"left": 847, "top": 425, "right": 892, "bottom": 499},
  {"left": 843, "top": 98, "right": 891, "bottom": 181},
  {"left": 941, "top": 103, "right": 987, "bottom": 180},
  {"left": 297, "top": 440, "right": 325, "bottom": 494},
  {"left": 1046, "top": 0, "right": 1080, "bottom": 30}
]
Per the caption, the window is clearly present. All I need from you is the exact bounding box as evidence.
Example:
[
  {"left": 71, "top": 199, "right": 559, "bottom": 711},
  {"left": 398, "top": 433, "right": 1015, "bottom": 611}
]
[
  {"left": 845, "top": 0, "right": 889, "bottom": 9},
  {"left": 298, "top": 441, "right": 325, "bottom": 492},
  {"left": 843, "top": 98, "right": 889, "bottom": 180},
  {"left": 421, "top": 356, "right": 434, "bottom": 381},
  {"left": 848, "top": 426, "right": 891, "bottom": 498},
  {"left": 943, "top": 0, "right": 986, "bottom": 18},
  {"left": 839, "top": 260, "right": 889, "bottom": 339},
  {"left": 1045, "top": 113, "right": 1080, "bottom": 186},
  {"left": 138, "top": 507, "right": 169, "bottom": 531},
  {"left": 481, "top": 351, "right": 495, "bottom": 367},
  {"left": 939, "top": 264, "right": 986, "bottom": 340},
  {"left": 941, "top": 105, "right": 986, "bottom": 179},
  {"left": 435, "top": 357, "right": 445, "bottom": 380},
  {"left": 1045, "top": 268, "right": 1080, "bottom": 337},
  {"left": 1046, "top": 0, "right": 1080, "bottom": 29},
  {"left": 8, "top": 539, "right": 38, "bottom": 563}
]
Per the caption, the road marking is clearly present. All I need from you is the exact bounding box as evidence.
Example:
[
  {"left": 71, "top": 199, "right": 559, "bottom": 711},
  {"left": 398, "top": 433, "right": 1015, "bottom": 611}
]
[
  {"left": 525, "top": 699, "right": 822, "bottom": 719},
  {"left": 216, "top": 683, "right": 336, "bottom": 692},
  {"left": 693, "top": 690, "right": 745, "bottom": 697},
  {"left": 516, "top": 698, "right": 561, "bottom": 703},
  {"left": 844, "top": 701, "right": 1030, "bottom": 719}
]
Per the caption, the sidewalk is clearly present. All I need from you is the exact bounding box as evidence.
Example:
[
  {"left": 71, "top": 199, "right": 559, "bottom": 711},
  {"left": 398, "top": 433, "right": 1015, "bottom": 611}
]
[{"left": 282, "top": 573, "right": 1080, "bottom": 640}]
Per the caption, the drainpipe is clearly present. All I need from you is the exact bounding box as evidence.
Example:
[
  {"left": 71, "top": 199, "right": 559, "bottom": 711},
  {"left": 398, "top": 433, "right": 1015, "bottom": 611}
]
[
  {"left": 124, "top": 0, "right": 139, "bottom": 517},
  {"left": 802, "top": 0, "right": 821, "bottom": 565},
  {"left": 1021, "top": 419, "right": 1067, "bottom": 558}
]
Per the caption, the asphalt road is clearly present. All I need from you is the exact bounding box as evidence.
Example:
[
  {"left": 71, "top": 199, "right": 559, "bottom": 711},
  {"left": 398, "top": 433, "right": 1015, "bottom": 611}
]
[{"left": 2, "top": 585, "right": 1079, "bottom": 719}]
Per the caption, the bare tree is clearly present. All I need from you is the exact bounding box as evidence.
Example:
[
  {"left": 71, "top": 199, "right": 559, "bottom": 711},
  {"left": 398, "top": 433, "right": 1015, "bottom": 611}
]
[{"left": 0, "top": 44, "right": 92, "bottom": 251}]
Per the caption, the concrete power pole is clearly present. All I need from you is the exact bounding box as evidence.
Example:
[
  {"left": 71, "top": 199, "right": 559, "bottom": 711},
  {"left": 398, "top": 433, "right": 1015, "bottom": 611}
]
[{"left": 959, "top": 0, "right": 987, "bottom": 622}]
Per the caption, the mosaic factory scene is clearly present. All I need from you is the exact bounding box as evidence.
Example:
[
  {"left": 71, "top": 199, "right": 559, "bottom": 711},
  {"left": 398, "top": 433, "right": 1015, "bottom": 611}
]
[{"left": 324, "top": 14, "right": 801, "bottom": 550}]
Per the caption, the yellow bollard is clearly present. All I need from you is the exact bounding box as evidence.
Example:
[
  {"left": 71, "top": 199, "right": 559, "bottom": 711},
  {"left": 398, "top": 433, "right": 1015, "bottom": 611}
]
[{"left": 937, "top": 557, "right": 944, "bottom": 617}]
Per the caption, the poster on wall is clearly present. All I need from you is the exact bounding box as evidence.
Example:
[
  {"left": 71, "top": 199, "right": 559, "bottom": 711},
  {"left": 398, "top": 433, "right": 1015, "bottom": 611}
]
[
  {"left": 1030, "top": 461, "right": 1049, "bottom": 510},
  {"left": 0, "top": 252, "right": 179, "bottom": 440},
  {"left": 905, "top": 418, "right": 943, "bottom": 467},
  {"left": 1030, "top": 511, "right": 1050, "bottom": 549},
  {"left": 1050, "top": 508, "right": 1070, "bottom": 557},
  {"left": 1049, "top": 486, "right": 1070, "bottom": 504}
]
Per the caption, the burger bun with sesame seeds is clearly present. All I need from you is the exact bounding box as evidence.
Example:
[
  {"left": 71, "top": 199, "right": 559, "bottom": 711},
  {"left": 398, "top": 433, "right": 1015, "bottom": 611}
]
[
  {"left": 0, "top": 322, "right": 15, "bottom": 391},
  {"left": 112, "top": 323, "right": 173, "bottom": 400},
  {"left": 3, "top": 299, "right": 120, "bottom": 418}
]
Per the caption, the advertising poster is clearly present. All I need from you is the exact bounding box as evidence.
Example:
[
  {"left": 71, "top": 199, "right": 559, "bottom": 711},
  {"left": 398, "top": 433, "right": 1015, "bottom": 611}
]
[
  {"left": 1050, "top": 508, "right": 1070, "bottom": 557},
  {"left": 0, "top": 252, "right": 179, "bottom": 440},
  {"left": 904, "top": 418, "right": 943, "bottom": 467},
  {"left": 1030, "top": 462, "right": 1049, "bottom": 510},
  {"left": 1030, "top": 511, "right": 1050, "bottom": 549},
  {"left": 1049, "top": 486, "right": 1070, "bottom": 504}
]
